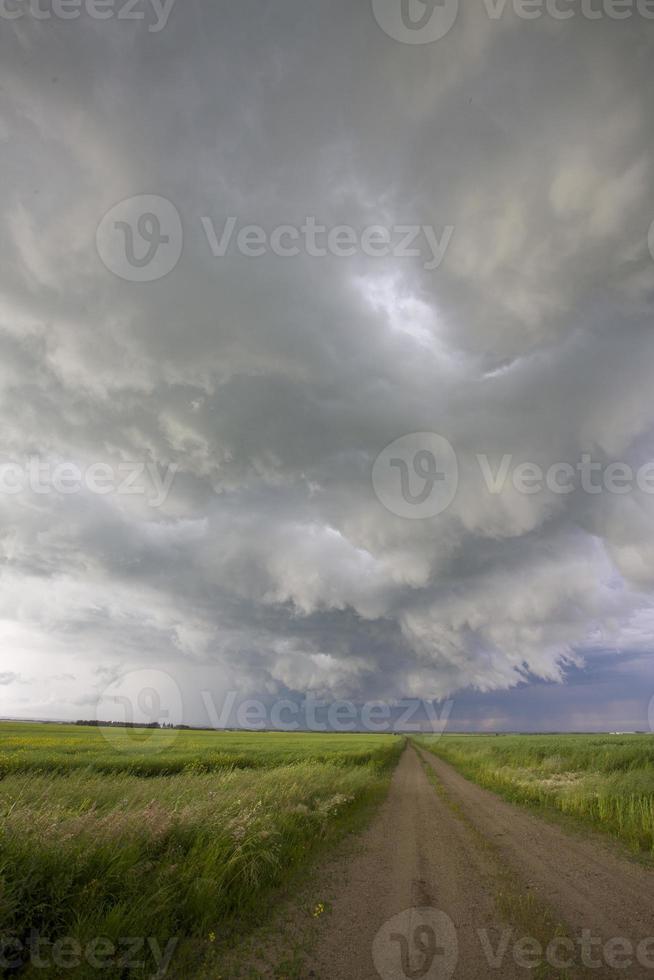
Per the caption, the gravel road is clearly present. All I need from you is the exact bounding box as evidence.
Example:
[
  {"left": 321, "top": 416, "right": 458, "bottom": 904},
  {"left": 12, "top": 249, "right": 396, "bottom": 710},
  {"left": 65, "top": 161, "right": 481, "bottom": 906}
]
[{"left": 310, "top": 745, "right": 654, "bottom": 980}]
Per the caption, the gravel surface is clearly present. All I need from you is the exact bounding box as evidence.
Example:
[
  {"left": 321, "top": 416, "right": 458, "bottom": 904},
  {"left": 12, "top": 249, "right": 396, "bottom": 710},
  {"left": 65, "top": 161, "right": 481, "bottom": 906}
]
[{"left": 310, "top": 745, "right": 654, "bottom": 979}]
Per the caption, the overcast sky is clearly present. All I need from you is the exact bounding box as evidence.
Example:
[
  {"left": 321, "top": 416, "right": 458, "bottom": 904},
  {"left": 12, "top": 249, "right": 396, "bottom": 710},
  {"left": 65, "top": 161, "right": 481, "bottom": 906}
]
[{"left": 1, "top": 0, "right": 654, "bottom": 730}]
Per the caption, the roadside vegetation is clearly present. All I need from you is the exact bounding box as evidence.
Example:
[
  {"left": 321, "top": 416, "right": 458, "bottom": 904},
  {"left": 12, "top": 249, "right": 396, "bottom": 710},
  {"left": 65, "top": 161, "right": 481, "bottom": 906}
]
[
  {"left": 0, "top": 721, "right": 394, "bottom": 776},
  {"left": 415, "top": 733, "right": 654, "bottom": 856},
  {"left": 0, "top": 723, "right": 401, "bottom": 978}
]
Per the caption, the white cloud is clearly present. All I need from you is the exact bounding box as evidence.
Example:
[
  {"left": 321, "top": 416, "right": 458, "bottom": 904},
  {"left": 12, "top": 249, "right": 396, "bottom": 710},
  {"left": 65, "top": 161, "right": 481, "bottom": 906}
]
[{"left": 0, "top": 6, "right": 653, "bottom": 717}]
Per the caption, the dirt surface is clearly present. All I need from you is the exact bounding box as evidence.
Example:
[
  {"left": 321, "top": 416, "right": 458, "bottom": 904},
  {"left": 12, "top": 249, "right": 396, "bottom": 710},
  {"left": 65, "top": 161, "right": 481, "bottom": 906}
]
[
  {"left": 309, "top": 745, "right": 654, "bottom": 980},
  {"left": 420, "top": 747, "right": 654, "bottom": 974}
]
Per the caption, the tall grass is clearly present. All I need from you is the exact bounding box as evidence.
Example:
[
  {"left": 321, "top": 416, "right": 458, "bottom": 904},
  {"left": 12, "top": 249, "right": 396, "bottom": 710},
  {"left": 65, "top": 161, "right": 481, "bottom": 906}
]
[
  {"left": 415, "top": 733, "right": 654, "bottom": 855},
  {"left": 0, "top": 722, "right": 396, "bottom": 777},
  {"left": 0, "top": 725, "right": 402, "bottom": 977}
]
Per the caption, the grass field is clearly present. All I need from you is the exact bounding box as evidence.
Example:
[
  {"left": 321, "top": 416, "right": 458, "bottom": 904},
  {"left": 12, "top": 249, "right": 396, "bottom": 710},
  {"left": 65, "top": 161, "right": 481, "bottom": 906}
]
[
  {"left": 8, "top": 725, "right": 654, "bottom": 978},
  {"left": 0, "top": 722, "right": 402, "bottom": 978},
  {"left": 0, "top": 721, "right": 396, "bottom": 776},
  {"left": 415, "top": 732, "right": 654, "bottom": 856}
]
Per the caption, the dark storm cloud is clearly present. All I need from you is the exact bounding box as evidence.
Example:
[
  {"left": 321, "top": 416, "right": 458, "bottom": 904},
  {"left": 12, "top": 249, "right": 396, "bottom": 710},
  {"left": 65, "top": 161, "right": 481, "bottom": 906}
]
[{"left": 1, "top": 1, "right": 654, "bottom": 722}]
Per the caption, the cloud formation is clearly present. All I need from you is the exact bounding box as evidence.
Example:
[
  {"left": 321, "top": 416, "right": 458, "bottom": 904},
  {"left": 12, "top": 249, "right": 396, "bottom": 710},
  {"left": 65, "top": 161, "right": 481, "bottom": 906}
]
[{"left": 1, "top": 2, "right": 654, "bottom": 721}]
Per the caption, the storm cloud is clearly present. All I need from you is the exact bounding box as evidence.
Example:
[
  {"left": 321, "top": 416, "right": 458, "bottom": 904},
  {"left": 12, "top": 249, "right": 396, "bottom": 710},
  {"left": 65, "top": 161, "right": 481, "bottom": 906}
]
[{"left": 1, "top": 1, "right": 654, "bottom": 723}]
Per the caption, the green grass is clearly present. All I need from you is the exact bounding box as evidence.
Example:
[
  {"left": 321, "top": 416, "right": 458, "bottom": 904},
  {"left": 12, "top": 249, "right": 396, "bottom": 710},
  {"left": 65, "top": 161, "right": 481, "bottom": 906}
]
[
  {"left": 414, "top": 733, "right": 654, "bottom": 855},
  {"left": 0, "top": 721, "right": 396, "bottom": 777},
  {"left": 0, "top": 722, "right": 402, "bottom": 978}
]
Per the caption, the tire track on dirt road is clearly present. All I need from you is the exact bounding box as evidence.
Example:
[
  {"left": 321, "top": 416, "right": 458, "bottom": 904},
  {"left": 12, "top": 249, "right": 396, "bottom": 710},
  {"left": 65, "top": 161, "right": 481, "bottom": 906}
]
[
  {"left": 312, "top": 745, "right": 654, "bottom": 979},
  {"left": 311, "top": 746, "right": 526, "bottom": 979},
  {"left": 418, "top": 746, "right": 654, "bottom": 978}
]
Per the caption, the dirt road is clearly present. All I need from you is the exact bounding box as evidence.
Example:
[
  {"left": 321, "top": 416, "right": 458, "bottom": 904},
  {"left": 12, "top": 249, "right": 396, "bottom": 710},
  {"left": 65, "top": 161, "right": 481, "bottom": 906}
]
[{"left": 310, "top": 745, "right": 654, "bottom": 979}]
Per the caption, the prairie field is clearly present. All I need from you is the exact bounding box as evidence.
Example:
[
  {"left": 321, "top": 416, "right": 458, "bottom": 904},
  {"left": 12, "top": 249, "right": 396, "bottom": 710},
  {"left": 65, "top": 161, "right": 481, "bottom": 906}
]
[
  {"left": 6, "top": 725, "right": 654, "bottom": 979},
  {"left": 0, "top": 721, "right": 396, "bottom": 776},
  {"left": 0, "top": 722, "right": 401, "bottom": 978},
  {"left": 415, "top": 732, "right": 654, "bottom": 855}
]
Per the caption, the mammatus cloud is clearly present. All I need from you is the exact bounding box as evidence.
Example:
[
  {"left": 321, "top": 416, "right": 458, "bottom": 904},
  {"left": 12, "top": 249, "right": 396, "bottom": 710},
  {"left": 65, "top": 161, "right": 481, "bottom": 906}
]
[
  {"left": 0, "top": 2, "right": 653, "bottom": 722},
  {"left": 0, "top": 672, "right": 22, "bottom": 686}
]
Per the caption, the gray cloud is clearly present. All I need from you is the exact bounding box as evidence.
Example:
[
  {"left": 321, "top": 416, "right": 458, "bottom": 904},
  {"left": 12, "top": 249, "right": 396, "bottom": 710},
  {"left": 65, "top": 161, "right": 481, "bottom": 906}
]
[
  {"left": 1, "top": 3, "right": 654, "bottom": 721},
  {"left": 0, "top": 672, "right": 22, "bottom": 686}
]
